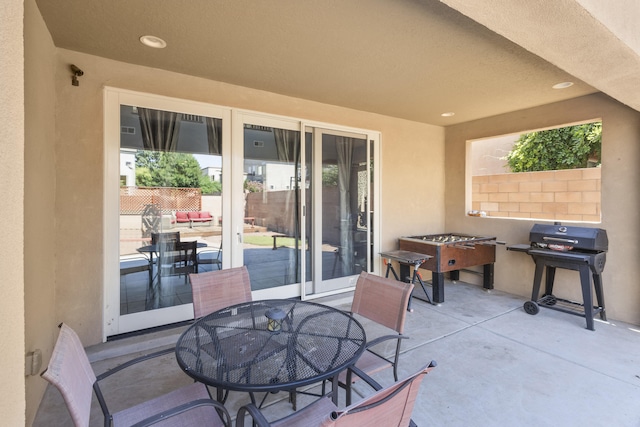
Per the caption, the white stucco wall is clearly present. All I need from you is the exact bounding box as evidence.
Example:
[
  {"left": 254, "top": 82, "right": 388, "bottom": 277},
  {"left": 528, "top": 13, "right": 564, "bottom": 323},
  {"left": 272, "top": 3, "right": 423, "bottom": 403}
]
[
  {"left": 445, "top": 93, "right": 640, "bottom": 325},
  {"left": 1, "top": 0, "right": 26, "bottom": 425},
  {"left": 52, "top": 48, "right": 445, "bottom": 346},
  {"left": 577, "top": 0, "right": 640, "bottom": 55},
  {"left": 23, "top": 0, "right": 58, "bottom": 423}
]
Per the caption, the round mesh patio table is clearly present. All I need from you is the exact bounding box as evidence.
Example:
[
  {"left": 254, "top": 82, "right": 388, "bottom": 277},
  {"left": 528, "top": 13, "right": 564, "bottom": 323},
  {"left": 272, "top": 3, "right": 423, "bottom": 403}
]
[{"left": 175, "top": 299, "right": 366, "bottom": 403}]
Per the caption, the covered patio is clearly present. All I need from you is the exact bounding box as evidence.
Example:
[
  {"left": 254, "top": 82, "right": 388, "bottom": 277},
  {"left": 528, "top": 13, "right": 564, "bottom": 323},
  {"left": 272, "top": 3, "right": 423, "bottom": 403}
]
[
  {"left": 6, "top": 1, "right": 640, "bottom": 425},
  {"left": 34, "top": 279, "right": 640, "bottom": 426}
]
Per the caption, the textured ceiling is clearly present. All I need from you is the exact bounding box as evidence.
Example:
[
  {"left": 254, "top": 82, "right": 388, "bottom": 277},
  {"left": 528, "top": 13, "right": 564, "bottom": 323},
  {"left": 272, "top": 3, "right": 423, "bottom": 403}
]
[{"left": 35, "top": 0, "right": 615, "bottom": 126}]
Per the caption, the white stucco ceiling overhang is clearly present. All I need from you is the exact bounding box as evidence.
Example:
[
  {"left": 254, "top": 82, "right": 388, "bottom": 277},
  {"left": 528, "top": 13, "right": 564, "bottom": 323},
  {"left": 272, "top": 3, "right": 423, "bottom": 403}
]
[{"left": 35, "top": 0, "right": 639, "bottom": 126}]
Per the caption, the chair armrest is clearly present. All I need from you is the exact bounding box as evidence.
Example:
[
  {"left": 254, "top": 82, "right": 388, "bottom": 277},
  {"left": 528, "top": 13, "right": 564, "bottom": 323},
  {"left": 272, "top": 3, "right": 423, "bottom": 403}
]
[
  {"left": 365, "top": 334, "right": 409, "bottom": 350},
  {"left": 95, "top": 347, "right": 175, "bottom": 381},
  {"left": 349, "top": 365, "right": 383, "bottom": 391},
  {"left": 348, "top": 360, "right": 436, "bottom": 393},
  {"left": 236, "top": 403, "right": 272, "bottom": 427},
  {"left": 131, "top": 398, "right": 232, "bottom": 427}
]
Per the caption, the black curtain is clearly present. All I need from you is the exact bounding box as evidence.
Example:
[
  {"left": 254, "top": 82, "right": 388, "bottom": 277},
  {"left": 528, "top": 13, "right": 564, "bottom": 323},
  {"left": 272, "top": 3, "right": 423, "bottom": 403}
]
[{"left": 138, "top": 107, "right": 181, "bottom": 152}]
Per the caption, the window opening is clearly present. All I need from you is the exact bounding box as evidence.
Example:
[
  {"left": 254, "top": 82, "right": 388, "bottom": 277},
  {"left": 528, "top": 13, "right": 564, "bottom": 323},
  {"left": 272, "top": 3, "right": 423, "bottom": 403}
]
[{"left": 468, "top": 121, "right": 602, "bottom": 222}]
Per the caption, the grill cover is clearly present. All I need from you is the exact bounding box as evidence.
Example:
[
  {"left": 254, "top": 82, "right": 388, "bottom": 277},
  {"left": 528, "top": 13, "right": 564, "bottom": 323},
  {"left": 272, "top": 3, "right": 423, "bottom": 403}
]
[{"left": 529, "top": 224, "right": 608, "bottom": 252}]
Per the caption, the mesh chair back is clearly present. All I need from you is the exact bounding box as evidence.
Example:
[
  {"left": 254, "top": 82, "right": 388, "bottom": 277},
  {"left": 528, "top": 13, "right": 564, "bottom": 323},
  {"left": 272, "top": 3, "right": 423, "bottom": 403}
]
[
  {"left": 175, "top": 241, "right": 198, "bottom": 274},
  {"left": 333, "top": 363, "right": 434, "bottom": 426},
  {"left": 41, "top": 324, "right": 97, "bottom": 427},
  {"left": 350, "top": 272, "right": 413, "bottom": 333},
  {"left": 189, "top": 266, "right": 252, "bottom": 319},
  {"left": 197, "top": 242, "right": 222, "bottom": 270},
  {"left": 152, "top": 231, "right": 181, "bottom": 245},
  {"left": 158, "top": 239, "right": 180, "bottom": 269}
]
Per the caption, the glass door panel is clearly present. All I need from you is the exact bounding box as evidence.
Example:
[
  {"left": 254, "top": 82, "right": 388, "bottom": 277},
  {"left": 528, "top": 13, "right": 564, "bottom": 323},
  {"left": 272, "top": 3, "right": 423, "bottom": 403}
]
[
  {"left": 116, "top": 103, "right": 225, "bottom": 333},
  {"left": 306, "top": 128, "right": 370, "bottom": 297},
  {"left": 242, "top": 123, "right": 304, "bottom": 296}
]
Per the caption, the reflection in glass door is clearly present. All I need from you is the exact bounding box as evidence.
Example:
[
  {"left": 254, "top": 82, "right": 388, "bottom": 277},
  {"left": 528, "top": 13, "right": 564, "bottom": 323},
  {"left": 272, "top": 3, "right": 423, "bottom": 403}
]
[
  {"left": 115, "top": 102, "right": 226, "bottom": 334},
  {"left": 107, "top": 91, "right": 378, "bottom": 336},
  {"left": 307, "top": 129, "right": 370, "bottom": 296},
  {"left": 242, "top": 123, "right": 306, "bottom": 297},
  {"left": 233, "top": 114, "right": 378, "bottom": 302}
]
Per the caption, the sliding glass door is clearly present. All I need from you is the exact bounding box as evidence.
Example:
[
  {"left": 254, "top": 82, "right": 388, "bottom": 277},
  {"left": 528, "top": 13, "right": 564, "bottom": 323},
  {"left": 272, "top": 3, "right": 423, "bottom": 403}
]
[
  {"left": 305, "top": 127, "right": 374, "bottom": 297},
  {"left": 234, "top": 114, "right": 307, "bottom": 299},
  {"left": 106, "top": 90, "right": 379, "bottom": 337},
  {"left": 105, "top": 89, "right": 230, "bottom": 337},
  {"left": 234, "top": 113, "right": 379, "bottom": 301}
]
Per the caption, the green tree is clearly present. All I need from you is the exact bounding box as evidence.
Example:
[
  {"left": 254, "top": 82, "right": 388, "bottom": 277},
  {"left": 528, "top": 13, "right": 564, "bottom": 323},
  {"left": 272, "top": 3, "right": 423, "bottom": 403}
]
[
  {"left": 135, "top": 151, "right": 205, "bottom": 188},
  {"left": 134, "top": 167, "right": 155, "bottom": 187},
  {"left": 322, "top": 165, "right": 339, "bottom": 186},
  {"left": 504, "top": 122, "right": 601, "bottom": 172},
  {"left": 200, "top": 178, "right": 221, "bottom": 194}
]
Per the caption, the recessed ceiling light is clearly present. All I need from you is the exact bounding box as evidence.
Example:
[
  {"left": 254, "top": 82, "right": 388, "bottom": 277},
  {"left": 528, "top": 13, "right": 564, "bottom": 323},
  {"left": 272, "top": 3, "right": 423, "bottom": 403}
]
[
  {"left": 139, "top": 35, "right": 167, "bottom": 49},
  {"left": 552, "top": 81, "right": 574, "bottom": 89},
  {"left": 441, "top": 112, "right": 455, "bottom": 117}
]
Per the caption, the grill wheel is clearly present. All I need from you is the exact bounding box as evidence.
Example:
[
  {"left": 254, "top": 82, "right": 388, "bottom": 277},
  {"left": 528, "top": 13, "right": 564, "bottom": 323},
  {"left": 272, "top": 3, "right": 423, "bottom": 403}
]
[{"left": 523, "top": 300, "right": 540, "bottom": 315}]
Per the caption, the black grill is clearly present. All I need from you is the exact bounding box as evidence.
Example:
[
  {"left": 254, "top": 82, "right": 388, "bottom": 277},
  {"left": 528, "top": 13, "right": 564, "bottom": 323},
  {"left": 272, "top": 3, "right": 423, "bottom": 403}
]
[
  {"left": 529, "top": 223, "right": 608, "bottom": 252},
  {"left": 508, "top": 223, "right": 608, "bottom": 330}
]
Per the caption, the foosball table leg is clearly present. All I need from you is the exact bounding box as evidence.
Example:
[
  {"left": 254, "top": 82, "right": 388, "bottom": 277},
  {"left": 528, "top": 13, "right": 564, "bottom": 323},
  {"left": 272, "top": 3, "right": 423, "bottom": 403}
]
[{"left": 483, "top": 264, "right": 494, "bottom": 290}]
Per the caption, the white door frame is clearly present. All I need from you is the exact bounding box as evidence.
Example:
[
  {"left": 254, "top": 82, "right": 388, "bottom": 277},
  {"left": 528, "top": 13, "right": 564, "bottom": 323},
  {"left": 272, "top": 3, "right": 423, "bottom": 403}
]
[
  {"left": 304, "top": 126, "right": 381, "bottom": 299},
  {"left": 103, "top": 87, "right": 231, "bottom": 339},
  {"left": 232, "top": 111, "right": 305, "bottom": 300},
  {"left": 103, "top": 90, "right": 380, "bottom": 339}
]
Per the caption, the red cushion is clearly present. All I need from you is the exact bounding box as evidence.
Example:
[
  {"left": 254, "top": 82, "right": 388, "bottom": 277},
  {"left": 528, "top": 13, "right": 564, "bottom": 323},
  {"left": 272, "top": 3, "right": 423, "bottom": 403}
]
[
  {"left": 176, "top": 212, "right": 189, "bottom": 222},
  {"left": 199, "top": 212, "right": 212, "bottom": 219},
  {"left": 187, "top": 211, "right": 200, "bottom": 219}
]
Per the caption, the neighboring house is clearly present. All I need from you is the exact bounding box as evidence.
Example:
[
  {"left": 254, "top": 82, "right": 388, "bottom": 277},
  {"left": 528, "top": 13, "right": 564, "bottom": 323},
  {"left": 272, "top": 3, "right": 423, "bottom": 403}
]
[
  {"left": 119, "top": 150, "right": 136, "bottom": 187},
  {"left": 245, "top": 161, "right": 296, "bottom": 191},
  {"left": 202, "top": 166, "right": 222, "bottom": 183}
]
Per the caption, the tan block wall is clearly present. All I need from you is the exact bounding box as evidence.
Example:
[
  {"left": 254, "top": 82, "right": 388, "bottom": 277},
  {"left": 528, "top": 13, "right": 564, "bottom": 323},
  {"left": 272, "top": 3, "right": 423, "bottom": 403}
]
[{"left": 472, "top": 168, "right": 601, "bottom": 222}]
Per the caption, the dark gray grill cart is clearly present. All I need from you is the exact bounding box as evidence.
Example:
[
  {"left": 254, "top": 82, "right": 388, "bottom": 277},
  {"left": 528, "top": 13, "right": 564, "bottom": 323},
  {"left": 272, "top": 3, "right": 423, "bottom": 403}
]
[{"left": 508, "top": 224, "right": 608, "bottom": 331}]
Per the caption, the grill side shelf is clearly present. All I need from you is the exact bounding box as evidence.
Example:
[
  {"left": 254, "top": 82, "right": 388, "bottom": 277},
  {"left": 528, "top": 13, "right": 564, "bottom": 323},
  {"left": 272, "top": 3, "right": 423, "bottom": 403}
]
[{"left": 506, "top": 244, "right": 530, "bottom": 253}]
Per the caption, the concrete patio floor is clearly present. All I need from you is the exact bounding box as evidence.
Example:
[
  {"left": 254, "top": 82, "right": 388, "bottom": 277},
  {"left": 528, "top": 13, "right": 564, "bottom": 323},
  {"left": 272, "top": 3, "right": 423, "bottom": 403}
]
[{"left": 34, "top": 279, "right": 640, "bottom": 426}]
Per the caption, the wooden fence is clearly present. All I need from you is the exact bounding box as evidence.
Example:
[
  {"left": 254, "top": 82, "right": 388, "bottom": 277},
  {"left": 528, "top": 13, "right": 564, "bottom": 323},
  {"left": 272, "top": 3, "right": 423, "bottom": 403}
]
[{"left": 120, "top": 187, "right": 202, "bottom": 214}]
